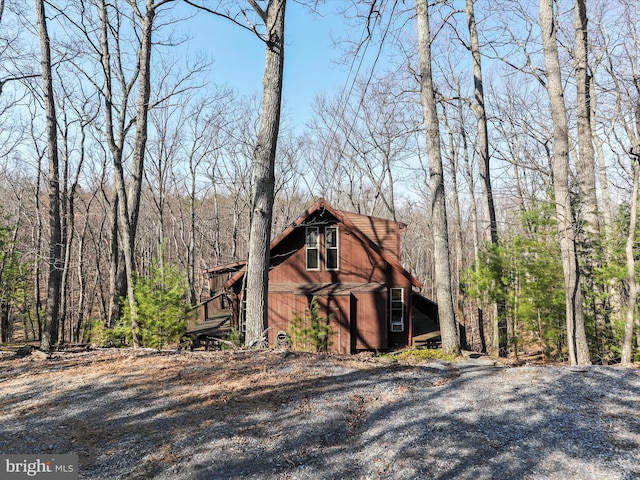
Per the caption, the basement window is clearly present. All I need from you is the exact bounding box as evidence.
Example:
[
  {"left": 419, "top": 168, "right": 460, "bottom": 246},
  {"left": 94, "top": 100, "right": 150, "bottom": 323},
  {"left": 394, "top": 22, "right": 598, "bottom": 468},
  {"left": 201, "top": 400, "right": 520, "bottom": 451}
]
[
  {"left": 306, "top": 227, "right": 320, "bottom": 270},
  {"left": 325, "top": 226, "right": 339, "bottom": 270},
  {"left": 390, "top": 288, "right": 404, "bottom": 332}
]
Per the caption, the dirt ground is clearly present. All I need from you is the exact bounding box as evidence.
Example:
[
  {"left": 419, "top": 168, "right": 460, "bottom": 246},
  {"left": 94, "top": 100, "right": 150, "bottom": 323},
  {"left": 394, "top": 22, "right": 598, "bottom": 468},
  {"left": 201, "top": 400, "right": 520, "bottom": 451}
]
[{"left": 1, "top": 348, "right": 639, "bottom": 479}]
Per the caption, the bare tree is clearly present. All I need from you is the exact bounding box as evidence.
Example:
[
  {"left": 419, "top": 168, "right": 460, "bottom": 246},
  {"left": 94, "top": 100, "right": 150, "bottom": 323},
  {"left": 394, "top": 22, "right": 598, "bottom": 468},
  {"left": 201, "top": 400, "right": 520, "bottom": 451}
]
[
  {"left": 416, "top": 0, "right": 459, "bottom": 355},
  {"left": 244, "top": 0, "right": 286, "bottom": 346},
  {"left": 539, "top": 0, "right": 590, "bottom": 365},
  {"left": 94, "top": 0, "right": 179, "bottom": 344},
  {"left": 621, "top": 153, "right": 638, "bottom": 365},
  {"left": 182, "top": 95, "right": 227, "bottom": 304},
  {"left": 466, "top": 0, "right": 497, "bottom": 246},
  {"left": 574, "top": 0, "right": 600, "bottom": 235},
  {"left": 181, "top": 0, "right": 287, "bottom": 345},
  {"left": 465, "top": 0, "right": 503, "bottom": 356},
  {"left": 35, "top": 0, "right": 63, "bottom": 352}
]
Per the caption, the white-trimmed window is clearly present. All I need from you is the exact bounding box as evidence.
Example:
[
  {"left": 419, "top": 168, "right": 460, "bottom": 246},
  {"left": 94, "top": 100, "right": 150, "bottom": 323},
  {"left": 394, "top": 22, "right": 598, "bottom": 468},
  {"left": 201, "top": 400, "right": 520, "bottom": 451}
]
[
  {"left": 306, "top": 227, "right": 320, "bottom": 270},
  {"left": 325, "top": 226, "right": 339, "bottom": 270},
  {"left": 240, "top": 293, "right": 247, "bottom": 333},
  {"left": 390, "top": 288, "right": 404, "bottom": 332}
]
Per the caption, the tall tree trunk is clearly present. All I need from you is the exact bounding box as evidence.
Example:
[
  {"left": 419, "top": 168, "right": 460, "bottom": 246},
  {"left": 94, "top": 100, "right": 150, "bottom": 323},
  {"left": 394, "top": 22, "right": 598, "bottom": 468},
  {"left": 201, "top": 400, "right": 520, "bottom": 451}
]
[
  {"left": 188, "top": 163, "right": 197, "bottom": 306},
  {"left": 574, "top": 0, "right": 599, "bottom": 234},
  {"left": 127, "top": 0, "right": 154, "bottom": 235},
  {"left": 34, "top": 148, "right": 44, "bottom": 340},
  {"left": 416, "top": 0, "right": 460, "bottom": 355},
  {"left": 539, "top": 0, "right": 590, "bottom": 365},
  {"left": 36, "top": 0, "right": 63, "bottom": 352},
  {"left": 466, "top": 0, "right": 497, "bottom": 246},
  {"left": 621, "top": 65, "right": 640, "bottom": 364},
  {"left": 100, "top": 0, "right": 160, "bottom": 346},
  {"left": 466, "top": 0, "right": 502, "bottom": 356},
  {"left": 108, "top": 197, "right": 126, "bottom": 327},
  {"left": 244, "top": 0, "right": 286, "bottom": 346},
  {"left": 621, "top": 156, "right": 638, "bottom": 365},
  {"left": 444, "top": 111, "right": 465, "bottom": 348},
  {"left": 574, "top": 0, "right": 605, "bottom": 356},
  {"left": 100, "top": 0, "right": 126, "bottom": 330},
  {"left": 75, "top": 213, "right": 90, "bottom": 343}
]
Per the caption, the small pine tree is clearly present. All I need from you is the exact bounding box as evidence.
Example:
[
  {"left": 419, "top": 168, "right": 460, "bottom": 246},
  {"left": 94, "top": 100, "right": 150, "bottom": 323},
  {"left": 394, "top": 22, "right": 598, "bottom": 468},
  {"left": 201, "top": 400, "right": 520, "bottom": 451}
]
[
  {"left": 120, "top": 258, "right": 191, "bottom": 349},
  {"left": 288, "top": 296, "right": 333, "bottom": 352},
  {"left": 466, "top": 203, "right": 566, "bottom": 360},
  {"left": 0, "top": 216, "right": 30, "bottom": 343}
]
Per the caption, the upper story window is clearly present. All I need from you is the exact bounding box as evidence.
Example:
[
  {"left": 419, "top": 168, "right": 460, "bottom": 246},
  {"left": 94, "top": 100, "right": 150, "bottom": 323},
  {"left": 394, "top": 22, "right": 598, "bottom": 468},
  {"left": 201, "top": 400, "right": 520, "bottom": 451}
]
[
  {"left": 306, "top": 227, "right": 320, "bottom": 270},
  {"left": 325, "top": 226, "right": 339, "bottom": 270}
]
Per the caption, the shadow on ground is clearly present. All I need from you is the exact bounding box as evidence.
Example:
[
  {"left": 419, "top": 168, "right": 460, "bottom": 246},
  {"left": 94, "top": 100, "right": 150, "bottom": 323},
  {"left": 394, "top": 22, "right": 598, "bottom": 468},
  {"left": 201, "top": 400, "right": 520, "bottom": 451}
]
[{"left": 1, "top": 349, "right": 638, "bottom": 480}]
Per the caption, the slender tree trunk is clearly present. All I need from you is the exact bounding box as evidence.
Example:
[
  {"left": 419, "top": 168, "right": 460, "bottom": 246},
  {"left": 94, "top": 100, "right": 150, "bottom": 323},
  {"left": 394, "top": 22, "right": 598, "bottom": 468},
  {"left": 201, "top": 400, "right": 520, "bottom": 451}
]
[
  {"left": 34, "top": 150, "right": 44, "bottom": 340},
  {"left": 100, "top": 0, "right": 125, "bottom": 330},
  {"left": 0, "top": 301, "right": 9, "bottom": 343},
  {"left": 574, "top": 0, "right": 599, "bottom": 234},
  {"left": 36, "top": 0, "right": 63, "bottom": 352},
  {"left": 621, "top": 67, "right": 640, "bottom": 364},
  {"left": 59, "top": 124, "right": 69, "bottom": 344},
  {"left": 416, "top": 0, "right": 460, "bottom": 355},
  {"left": 444, "top": 112, "right": 465, "bottom": 348},
  {"left": 591, "top": 76, "right": 621, "bottom": 339},
  {"left": 621, "top": 157, "right": 638, "bottom": 365},
  {"left": 100, "top": 0, "right": 160, "bottom": 346},
  {"left": 114, "top": 0, "right": 157, "bottom": 347},
  {"left": 75, "top": 214, "right": 89, "bottom": 343},
  {"left": 466, "top": 0, "right": 502, "bottom": 356},
  {"left": 188, "top": 164, "right": 197, "bottom": 306},
  {"left": 539, "top": 0, "right": 590, "bottom": 365},
  {"left": 126, "top": 0, "right": 154, "bottom": 235},
  {"left": 244, "top": 0, "right": 286, "bottom": 346},
  {"left": 466, "top": 0, "right": 497, "bottom": 246},
  {"left": 108, "top": 197, "right": 126, "bottom": 327},
  {"left": 574, "top": 0, "right": 606, "bottom": 356}
]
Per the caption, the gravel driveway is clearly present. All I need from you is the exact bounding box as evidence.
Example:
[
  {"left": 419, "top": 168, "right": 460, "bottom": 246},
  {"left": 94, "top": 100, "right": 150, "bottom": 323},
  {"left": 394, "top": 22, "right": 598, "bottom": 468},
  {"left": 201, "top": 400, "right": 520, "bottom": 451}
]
[{"left": 1, "top": 349, "right": 639, "bottom": 479}]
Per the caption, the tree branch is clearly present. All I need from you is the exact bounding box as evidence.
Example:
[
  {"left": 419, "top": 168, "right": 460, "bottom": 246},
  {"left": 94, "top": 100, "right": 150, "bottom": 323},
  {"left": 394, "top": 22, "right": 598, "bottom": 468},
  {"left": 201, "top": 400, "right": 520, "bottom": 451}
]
[{"left": 182, "top": 0, "right": 266, "bottom": 42}]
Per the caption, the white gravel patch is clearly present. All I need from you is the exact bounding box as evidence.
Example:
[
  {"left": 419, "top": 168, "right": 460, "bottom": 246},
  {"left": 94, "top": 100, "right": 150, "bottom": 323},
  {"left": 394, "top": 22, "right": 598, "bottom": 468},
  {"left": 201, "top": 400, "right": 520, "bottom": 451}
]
[{"left": 1, "top": 350, "right": 638, "bottom": 480}]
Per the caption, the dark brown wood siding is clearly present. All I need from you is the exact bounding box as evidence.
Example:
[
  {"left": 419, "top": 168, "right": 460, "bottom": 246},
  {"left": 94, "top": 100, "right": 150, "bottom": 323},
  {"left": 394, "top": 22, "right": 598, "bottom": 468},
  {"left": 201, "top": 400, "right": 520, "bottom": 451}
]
[
  {"left": 269, "top": 224, "right": 405, "bottom": 286},
  {"left": 266, "top": 293, "right": 352, "bottom": 354},
  {"left": 266, "top": 291, "right": 301, "bottom": 337},
  {"left": 342, "top": 212, "right": 402, "bottom": 261},
  {"left": 353, "top": 290, "right": 388, "bottom": 350},
  {"left": 267, "top": 289, "right": 391, "bottom": 353},
  {"left": 263, "top": 222, "right": 413, "bottom": 352}
]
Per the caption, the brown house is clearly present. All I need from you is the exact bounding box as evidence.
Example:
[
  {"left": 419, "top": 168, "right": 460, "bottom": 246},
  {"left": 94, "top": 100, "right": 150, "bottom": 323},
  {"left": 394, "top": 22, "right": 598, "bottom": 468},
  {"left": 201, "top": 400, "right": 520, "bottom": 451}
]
[{"left": 194, "top": 198, "right": 439, "bottom": 354}]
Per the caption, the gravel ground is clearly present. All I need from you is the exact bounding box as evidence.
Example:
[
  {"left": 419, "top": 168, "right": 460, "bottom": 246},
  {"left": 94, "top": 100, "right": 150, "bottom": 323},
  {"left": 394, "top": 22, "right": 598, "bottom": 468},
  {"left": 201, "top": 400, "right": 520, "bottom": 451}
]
[{"left": 1, "top": 348, "right": 639, "bottom": 480}]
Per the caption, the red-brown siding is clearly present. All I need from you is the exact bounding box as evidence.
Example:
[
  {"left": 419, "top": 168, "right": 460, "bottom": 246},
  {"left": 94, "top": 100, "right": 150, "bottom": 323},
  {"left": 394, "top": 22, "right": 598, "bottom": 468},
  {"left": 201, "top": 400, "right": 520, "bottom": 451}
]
[
  {"left": 269, "top": 224, "right": 403, "bottom": 286},
  {"left": 342, "top": 212, "right": 403, "bottom": 261},
  {"left": 199, "top": 199, "right": 423, "bottom": 353}
]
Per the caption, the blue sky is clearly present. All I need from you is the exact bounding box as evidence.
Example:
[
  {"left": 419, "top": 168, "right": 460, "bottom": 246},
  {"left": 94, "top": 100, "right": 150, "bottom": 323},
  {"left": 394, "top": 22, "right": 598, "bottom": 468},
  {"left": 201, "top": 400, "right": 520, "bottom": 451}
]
[{"left": 185, "top": 3, "right": 351, "bottom": 130}]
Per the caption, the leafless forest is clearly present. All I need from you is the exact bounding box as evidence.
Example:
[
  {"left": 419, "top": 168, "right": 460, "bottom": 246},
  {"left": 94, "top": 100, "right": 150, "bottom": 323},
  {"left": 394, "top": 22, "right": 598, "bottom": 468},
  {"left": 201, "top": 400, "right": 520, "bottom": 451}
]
[{"left": 0, "top": 0, "right": 638, "bottom": 364}]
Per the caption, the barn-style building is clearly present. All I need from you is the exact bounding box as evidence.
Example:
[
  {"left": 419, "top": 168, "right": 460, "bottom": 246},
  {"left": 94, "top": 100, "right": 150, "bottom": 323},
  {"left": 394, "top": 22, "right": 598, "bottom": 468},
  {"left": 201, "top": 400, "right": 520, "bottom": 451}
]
[{"left": 193, "top": 198, "right": 439, "bottom": 353}]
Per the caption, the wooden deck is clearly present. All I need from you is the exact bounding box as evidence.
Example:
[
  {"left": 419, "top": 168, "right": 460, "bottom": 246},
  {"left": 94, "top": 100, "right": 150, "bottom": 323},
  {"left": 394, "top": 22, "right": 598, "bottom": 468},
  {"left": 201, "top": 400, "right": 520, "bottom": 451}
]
[{"left": 187, "top": 312, "right": 233, "bottom": 350}]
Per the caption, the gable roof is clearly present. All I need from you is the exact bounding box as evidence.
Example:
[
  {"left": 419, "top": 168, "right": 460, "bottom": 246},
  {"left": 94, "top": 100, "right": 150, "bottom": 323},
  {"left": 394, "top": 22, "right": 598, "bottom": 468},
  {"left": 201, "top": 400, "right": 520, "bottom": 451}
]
[{"left": 223, "top": 198, "right": 422, "bottom": 290}]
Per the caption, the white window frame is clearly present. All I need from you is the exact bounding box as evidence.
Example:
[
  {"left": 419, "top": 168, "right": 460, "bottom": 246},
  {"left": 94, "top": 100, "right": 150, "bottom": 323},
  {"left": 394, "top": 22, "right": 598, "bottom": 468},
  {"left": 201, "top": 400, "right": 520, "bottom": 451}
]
[
  {"left": 390, "top": 287, "right": 404, "bottom": 332},
  {"left": 240, "top": 292, "right": 247, "bottom": 333},
  {"left": 325, "top": 226, "right": 339, "bottom": 271},
  {"left": 305, "top": 227, "right": 320, "bottom": 271}
]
